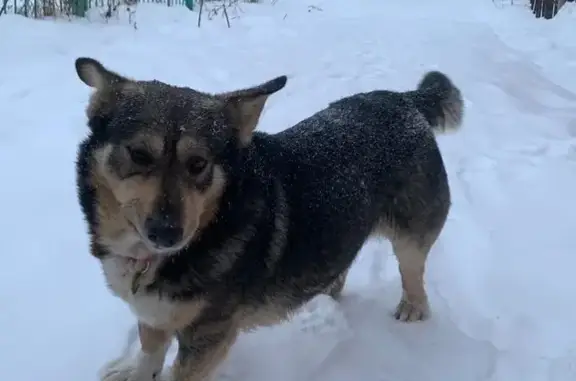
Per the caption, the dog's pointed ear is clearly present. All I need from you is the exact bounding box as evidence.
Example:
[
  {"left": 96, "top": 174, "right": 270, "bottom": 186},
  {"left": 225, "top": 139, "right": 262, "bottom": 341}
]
[
  {"left": 75, "top": 57, "right": 128, "bottom": 89},
  {"left": 219, "top": 75, "right": 287, "bottom": 146}
]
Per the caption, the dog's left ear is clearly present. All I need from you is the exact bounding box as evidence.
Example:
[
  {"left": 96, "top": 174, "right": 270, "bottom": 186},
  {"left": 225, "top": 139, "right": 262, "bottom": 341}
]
[
  {"left": 75, "top": 57, "right": 129, "bottom": 89},
  {"left": 219, "top": 75, "right": 287, "bottom": 146}
]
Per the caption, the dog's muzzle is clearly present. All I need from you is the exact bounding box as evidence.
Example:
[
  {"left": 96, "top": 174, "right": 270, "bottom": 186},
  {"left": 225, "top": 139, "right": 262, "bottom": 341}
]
[{"left": 144, "top": 217, "right": 184, "bottom": 249}]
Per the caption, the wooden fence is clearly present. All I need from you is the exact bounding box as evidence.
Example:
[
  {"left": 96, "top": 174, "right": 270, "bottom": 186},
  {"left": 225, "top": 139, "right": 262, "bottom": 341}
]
[{"left": 0, "top": 0, "right": 193, "bottom": 18}]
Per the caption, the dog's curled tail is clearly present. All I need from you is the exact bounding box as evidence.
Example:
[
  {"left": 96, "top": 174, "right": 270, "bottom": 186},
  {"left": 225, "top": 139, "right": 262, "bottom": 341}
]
[{"left": 409, "top": 71, "right": 464, "bottom": 134}]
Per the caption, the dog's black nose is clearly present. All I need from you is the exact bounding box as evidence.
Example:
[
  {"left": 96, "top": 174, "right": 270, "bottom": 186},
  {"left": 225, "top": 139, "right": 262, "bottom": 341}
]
[{"left": 145, "top": 218, "right": 183, "bottom": 249}]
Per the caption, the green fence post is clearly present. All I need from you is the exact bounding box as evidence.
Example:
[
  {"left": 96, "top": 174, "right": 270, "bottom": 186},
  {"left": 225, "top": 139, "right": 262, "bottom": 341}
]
[
  {"left": 71, "top": 0, "right": 88, "bottom": 17},
  {"left": 184, "top": 0, "right": 193, "bottom": 10}
]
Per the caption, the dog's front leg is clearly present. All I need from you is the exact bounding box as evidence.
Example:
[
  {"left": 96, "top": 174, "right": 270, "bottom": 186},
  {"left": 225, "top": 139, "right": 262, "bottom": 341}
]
[
  {"left": 101, "top": 322, "right": 171, "bottom": 381},
  {"left": 170, "top": 318, "right": 238, "bottom": 381}
]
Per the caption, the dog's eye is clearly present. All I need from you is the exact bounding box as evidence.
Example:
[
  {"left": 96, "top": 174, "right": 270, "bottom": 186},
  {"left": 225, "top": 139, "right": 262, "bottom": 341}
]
[
  {"left": 186, "top": 156, "right": 208, "bottom": 175},
  {"left": 127, "top": 147, "right": 154, "bottom": 167}
]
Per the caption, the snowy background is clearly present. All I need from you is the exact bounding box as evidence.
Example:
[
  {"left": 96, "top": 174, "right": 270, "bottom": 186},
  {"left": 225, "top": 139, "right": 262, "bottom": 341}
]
[{"left": 1, "top": 0, "right": 576, "bottom": 380}]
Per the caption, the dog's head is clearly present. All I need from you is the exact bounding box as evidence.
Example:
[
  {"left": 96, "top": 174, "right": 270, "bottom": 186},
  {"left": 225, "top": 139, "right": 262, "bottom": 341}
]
[{"left": 75, "top": 57, "right": 286, "bottom": 258}]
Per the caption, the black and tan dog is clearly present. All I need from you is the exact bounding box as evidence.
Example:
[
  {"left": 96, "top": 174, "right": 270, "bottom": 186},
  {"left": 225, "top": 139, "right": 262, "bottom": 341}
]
[{"left": 75, "top": 57, "right": 463, "bottom": 381}]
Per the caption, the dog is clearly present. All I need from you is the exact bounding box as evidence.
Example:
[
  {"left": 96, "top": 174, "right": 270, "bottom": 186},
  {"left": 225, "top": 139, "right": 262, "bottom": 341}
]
[{"left": 75, "top": 57, "right": 463, "bottom": 381}]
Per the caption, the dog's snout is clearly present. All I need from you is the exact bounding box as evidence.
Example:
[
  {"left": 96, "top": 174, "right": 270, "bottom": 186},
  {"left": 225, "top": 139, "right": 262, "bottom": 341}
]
[{"left": 145, "top": 218, "right": 183, "bottom": 249}]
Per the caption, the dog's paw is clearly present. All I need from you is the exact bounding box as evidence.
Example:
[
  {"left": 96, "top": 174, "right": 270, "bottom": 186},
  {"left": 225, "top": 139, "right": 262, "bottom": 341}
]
[
  {"left": 99, "top": 357, "right": 136, "bottom": 381},
  {"left": 394, "top": 295, "right": 430, "bottom": 322},
  {"left": 99, "top": 356, "right": 163, "bottom": 381}
]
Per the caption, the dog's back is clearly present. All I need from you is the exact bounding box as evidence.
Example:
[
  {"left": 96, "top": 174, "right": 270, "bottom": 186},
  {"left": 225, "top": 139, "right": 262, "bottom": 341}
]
[{"left": 261, "top": 71, "right": 463, "bottom": 321}]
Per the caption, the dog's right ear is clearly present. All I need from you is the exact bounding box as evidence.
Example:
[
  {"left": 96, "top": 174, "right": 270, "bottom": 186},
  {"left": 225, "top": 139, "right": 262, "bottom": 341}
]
[{"left": 75, "top": 57, "right": 128, "bottom": 89}]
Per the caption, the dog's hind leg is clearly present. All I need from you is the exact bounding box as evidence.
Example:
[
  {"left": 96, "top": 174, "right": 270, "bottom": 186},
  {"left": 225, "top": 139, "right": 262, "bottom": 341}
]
[
  {"left": 375, "top": 213, "right": 446, "bottom": 322},
  {"left": 377, "top": 164, "right": 450, "bottom": 322},
  {"left": 390, "top": 233, "right": 438, "bottom": 322}
]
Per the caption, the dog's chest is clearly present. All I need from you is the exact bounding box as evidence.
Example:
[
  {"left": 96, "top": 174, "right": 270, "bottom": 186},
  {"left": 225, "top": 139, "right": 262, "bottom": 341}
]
[{"left": 100, "top": 256, "right": 202, "bottom": 330}]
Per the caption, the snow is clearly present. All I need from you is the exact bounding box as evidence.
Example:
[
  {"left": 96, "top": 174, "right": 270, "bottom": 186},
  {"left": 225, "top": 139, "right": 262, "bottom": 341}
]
[{"left": 1, "top": 0, "right": 576, "bottom": 380}]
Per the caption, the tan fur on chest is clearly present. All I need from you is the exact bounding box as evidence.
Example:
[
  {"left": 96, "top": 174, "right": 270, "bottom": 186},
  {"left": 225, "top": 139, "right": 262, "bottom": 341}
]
[{"left": 101, "top": 256, "right": 206, "bottom": 331}]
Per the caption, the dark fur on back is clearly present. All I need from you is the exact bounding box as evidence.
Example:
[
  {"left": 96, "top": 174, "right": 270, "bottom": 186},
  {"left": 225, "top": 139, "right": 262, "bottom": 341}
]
[
  {"left": 155, "top": 79, "right": 461, "bottom": 307},
  {"left": 75, "top": 59, "right": 463, "bottom": 381}
]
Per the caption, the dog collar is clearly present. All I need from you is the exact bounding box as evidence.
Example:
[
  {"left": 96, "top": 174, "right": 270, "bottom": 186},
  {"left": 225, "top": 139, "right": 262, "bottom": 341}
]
[{"left": 129, "top": 257, "right": 152, "bottom": 295}]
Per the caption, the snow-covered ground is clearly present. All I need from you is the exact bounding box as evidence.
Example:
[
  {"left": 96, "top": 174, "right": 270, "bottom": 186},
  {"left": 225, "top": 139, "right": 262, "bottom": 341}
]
[{"left": 1, "top": 0, "right": 576, "bottom": 380}]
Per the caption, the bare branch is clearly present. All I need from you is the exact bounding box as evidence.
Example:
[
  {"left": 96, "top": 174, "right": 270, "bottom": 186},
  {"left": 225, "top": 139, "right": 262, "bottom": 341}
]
[
  {"left": 222, "top": 1, "right": 230, "bottom": 28},
  {"left": 197, "top": 0, "right": 204, "bottom": 27}
]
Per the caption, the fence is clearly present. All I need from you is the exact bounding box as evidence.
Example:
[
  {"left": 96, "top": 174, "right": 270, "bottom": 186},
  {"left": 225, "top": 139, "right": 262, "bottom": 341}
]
[
  {"left": 531, "top": 0, "right": 571, "bottom": 18},
  {"left": 494, "top": 0, "right": 572, "bottom": 18},
  {"left": 493, "top": 0, "right": 531, "bottom": 7},
  {"left": 0, "top": 0, "right": 194, "bottom": 18}
]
